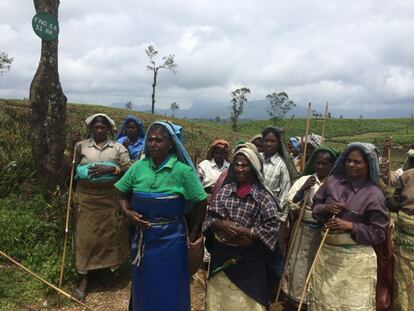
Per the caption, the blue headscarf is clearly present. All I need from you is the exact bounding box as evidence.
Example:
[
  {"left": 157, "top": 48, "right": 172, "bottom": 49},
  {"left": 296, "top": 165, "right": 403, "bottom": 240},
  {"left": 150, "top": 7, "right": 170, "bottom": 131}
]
[
  {"left": 143, "top": 121, "right": 196, "bottom": 172},
  {"left": 289, "top": 137, "right": 301, "bottom": 152},
  {"left": 116, "top": 115, "right": 145, "bottom": 140}
]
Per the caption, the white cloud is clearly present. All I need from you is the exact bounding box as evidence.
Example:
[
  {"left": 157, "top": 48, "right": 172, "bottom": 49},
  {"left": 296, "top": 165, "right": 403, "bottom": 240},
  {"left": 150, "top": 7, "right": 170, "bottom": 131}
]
[{"left": 0, "top": 0, "right": 413, "bottom": 116}]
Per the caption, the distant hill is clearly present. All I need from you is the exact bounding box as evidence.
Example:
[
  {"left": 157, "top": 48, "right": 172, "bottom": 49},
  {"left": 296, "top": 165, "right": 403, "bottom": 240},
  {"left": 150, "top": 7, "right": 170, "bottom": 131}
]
[{"left": 110, "top": 99, "right": 413, "bottom": 119}]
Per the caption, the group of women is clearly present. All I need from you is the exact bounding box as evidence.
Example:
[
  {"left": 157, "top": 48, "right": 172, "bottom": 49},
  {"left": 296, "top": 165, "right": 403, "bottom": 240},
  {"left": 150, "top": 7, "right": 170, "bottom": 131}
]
[{"left": 67, "top": 112, "right": 413, "bottom": 311}]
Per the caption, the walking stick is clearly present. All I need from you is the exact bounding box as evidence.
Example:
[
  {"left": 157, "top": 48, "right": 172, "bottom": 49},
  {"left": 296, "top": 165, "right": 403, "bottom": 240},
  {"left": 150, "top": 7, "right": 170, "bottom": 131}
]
[
  {"left": 0, "top": 250, "right": 95, "bottom": 311},
  {"left": 272, "top": 192, "right": 311, "bottom": 306},
  {"left": 387, "top": 136, "right": 392, "bottom": 187},
  {"left": 285, "top": 114, "right": 295, "bottom": 134},
  {"left": 57, "top": 145, "right": 77, "bottom": 309},
  {"left": 297, "top": 216, "right": 335, "bottom": 310},
  {"left": 301, "top": 103, "right": 312, "bottom": 172},
  {"left": 320, "top": 103, "right": 329, "bottom": 144}
]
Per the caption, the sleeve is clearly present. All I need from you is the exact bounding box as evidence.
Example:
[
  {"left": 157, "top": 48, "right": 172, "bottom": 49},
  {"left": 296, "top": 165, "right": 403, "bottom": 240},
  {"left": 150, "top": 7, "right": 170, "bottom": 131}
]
[
  {"left": 197, "top": 161, "right": 206, "bottom": 182},
  {"left": 117, "top": 143, "right": 131, "bottom": 167},
  {"left": 202, "top": 187, "right": 228, "bottom": 233},
  {"left": 182, "top": 166, "right": 208, "bottom": 203},
  {"left": 277, "top": 162, "right": 292, "bottom": 221},
  {"left": 254, "top": 193, "right": 280, "bottom": 251},
  {"left": 114, "top": 162, "right": 136, "bottom": 193},
  {"left": 285, "top": 176, "right": 306, "bottom": 210},
  {"left": 311, "top": 178, "right": 331, "bottom": 222},
  {"left": 350, "top": 193, "right": 388, "bottom": 245}
]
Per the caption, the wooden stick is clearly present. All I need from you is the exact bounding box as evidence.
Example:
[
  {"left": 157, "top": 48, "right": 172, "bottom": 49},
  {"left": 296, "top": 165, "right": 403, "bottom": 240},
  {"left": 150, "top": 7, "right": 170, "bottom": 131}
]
[
  {"left": 0, "top": 250, "right": 95, "bottom": 311},
  {"left": 285, "top": 114, "right": 295, "bottom": 134},
  {"left": 57, "top": 145, "right": 78, "bottom": 309},
  {"left": 272, "top": 192, "right": 311, "bottom": 306},
  {"left": 297, "top": 219, "right": 334, "bottom": 310},
  {"left": 388, "top": 136, "right": 392, "bottom": 187},
  {"left": 301, "top": 103, "right": 312, "bottom": 172},
  {"left": 320, "top": 102, "right": 329, "bottom": 144}
]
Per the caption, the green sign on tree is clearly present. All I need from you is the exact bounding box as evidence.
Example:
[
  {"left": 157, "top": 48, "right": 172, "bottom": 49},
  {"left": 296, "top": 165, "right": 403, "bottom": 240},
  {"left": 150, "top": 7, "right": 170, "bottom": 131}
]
[{"left": 32, "top": 12, "right": 59, "bottom": 41}]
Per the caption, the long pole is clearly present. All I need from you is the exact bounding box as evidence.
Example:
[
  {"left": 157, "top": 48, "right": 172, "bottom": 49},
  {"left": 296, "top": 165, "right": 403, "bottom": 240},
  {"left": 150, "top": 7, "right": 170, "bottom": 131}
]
[
  {"left": 285, "top": 114, "right": 295, "bottom": 134},
  {"left": 297, "top": 217, "right": 334, "bottom": 310},
  {"left": 272, "top": 192, "right": 311, "bottom": 307},
  {"left": 388, "top": 136, "right": 392, "bottom": 187},
  {"left": 320, "top": 102, "right": 329, "bottom": 144},
  {"left": 301, "top": 103, "right": 312, "bottom": 172},
  {"left": 57, "top": 145, "right": 77, "bottom": 309},
  {"left": 0, "top": 250, "right": 95, "bottom": 311}
]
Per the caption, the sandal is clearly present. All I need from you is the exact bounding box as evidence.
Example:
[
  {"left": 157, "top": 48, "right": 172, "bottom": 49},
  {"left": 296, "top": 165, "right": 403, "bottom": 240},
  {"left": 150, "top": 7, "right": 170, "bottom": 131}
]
[{"left": 72, "top": 287, "right": 86, "bottom": 302}]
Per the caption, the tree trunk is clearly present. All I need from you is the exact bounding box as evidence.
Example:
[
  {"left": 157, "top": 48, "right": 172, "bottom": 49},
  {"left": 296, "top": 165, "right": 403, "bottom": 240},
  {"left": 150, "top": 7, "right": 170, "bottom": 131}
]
[
  {"left": 29, "top": 0, "right": 67, "bottom": 202},
  {"left": 151, "top": 69, "right": 158, "bottom": 114}
]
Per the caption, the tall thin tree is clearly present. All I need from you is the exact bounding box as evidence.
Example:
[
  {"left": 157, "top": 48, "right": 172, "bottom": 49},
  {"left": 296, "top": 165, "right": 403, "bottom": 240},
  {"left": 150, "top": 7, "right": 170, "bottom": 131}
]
[
  {"left": 29, "top": 0, "right": 67, "bottom": 202},
  {"left": 145, "top": 45, "right": 177, "bottom": 114},
  {"left": 230, "top": 87, "right": 250, "bottom": 132}
]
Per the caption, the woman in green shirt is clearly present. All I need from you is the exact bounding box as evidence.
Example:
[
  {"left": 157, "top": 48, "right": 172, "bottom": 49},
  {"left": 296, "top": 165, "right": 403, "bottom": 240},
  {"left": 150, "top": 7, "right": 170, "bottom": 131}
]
[{"left": 115, "top": 121, "right": 207, "bottom": 311}]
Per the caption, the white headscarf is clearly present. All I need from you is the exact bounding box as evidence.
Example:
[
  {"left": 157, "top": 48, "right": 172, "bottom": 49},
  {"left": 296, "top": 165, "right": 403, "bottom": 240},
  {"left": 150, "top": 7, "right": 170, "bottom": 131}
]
[{"left": 85, "top": 113, "right": 116, "bottom": 130}]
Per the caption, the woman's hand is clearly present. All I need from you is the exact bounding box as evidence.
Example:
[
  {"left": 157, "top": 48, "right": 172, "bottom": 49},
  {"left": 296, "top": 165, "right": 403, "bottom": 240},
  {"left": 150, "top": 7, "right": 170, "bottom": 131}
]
[
  {"left": 299, "top": 176, "right": 317, "bottom": 193},
  {"left": 124, "top": 209, "right": 151, "bottom": 230},
  {"left": 213, "top": 220, "right": 240, "bottom": 241},
  {"left": 326, "top": 202, "right": 346, "bottom": 215},
  {"left": 325, "top": 217, "right": 353, "bottom": 231},
  {"left": 88, "top": 165, "right": 115, "bottom": 177}
]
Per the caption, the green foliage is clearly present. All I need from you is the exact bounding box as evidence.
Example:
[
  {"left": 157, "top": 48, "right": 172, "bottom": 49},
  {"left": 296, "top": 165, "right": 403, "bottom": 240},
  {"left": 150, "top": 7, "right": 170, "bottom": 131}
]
[
  {"left": 0, "top": 51, "right": 13, "bottom": 75},
  {"left": 266, "top": 91, "right": 296, "bottom": 125}
]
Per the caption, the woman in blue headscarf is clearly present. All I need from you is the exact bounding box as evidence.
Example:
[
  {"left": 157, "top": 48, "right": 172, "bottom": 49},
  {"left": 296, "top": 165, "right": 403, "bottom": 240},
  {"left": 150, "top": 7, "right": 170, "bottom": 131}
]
[
  {"left": 115, "top": 121, "right": 207, "bottom": 311},
  {"left": 117, "top": 115, "right": 146, "bottom": 161}
]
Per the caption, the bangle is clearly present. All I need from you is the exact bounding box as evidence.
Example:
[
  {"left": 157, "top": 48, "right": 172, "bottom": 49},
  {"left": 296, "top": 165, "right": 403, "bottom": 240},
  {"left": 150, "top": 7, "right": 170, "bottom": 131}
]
[{"left": 114, "top": 166, "right": 121, "bottom": 175}]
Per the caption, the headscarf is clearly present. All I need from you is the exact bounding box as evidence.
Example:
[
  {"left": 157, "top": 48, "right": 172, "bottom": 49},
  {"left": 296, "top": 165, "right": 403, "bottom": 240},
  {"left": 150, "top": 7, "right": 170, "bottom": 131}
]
[
  {"left": 85, "top": 113, "right": 116, "bottom": 130},
  {"left": 232, "top": 144, "right": 277, "bottom": 203},
  {"left": 143, "top": 121, "right": 196, "bottom": 172},
  {"left": 261, "top": 126, "right": 299, "bottom": 182},
  {"left": 116, "top": 115, "right": 145, "bottom": 140},
  {"left": 206, "top": 139, "right": 230, "bottom": 161},
  {"left": 302, "top": 145, "right": 340, "bottom": 176},
  {"left": 331, "top": 142, "right": 380, "bottom": 184},
  {"left": 249, "top": 134, "right": 262, "bottom": 143},
  {"left": 305, "top": 133, "right": 322, "bottom": 148},
  {"left": 289, "top": 137, "right": 301, "bottom": 153},
  {"left": 402, "top": 148, "right": 414, "bottom": 171}
]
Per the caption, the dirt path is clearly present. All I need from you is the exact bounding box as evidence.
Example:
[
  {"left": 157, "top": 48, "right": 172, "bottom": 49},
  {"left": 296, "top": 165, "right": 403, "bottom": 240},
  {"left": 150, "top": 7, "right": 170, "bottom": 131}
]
[{"left": 57, "top": 270, "right": 291, "bottom": 311}]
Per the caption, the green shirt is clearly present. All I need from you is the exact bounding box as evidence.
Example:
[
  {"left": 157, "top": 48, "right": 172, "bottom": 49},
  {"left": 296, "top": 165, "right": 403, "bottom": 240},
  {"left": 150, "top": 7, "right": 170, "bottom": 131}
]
[{"left": 115, "top": 154, "right": 207, "bottom": 204}]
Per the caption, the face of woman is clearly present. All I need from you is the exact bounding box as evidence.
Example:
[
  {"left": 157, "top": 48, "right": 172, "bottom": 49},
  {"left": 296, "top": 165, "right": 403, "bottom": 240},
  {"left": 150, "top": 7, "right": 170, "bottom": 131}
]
[
  {"left": 346, "top": 149, "right": 368, "bottom": 181},
  {"left": 233, "top": 154, "right": 255, "bottom": 186},
  {"left": 125, "top": 121, "right": 138, "bottom": 140},
  {"left": 147, "top": 127, "right": 172, "bottom": 165},
  {"left": 252, "top": 138, "right": 264, "bottom": 153},
  {"left": 91, "top": 121, "right": 109, "bottom": 143},
  {"left": 212, "top": 147, "right": 226, "bottom": 166},
  {"left": 287, "top": 141, "right": 299, "bottom": 157},
  {"left": 263, "top": 132, "right": 279, "bottom": 158},
  {"left": 314, "top": 152, "right": 334, "bottom": 181}
]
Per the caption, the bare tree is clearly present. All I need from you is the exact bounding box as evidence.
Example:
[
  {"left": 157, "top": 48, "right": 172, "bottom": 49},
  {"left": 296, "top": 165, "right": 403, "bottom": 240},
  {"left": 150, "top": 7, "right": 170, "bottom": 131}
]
[
  {"left": 145, "top": 45, "right": 177, "bottom": 114},
  {"left": 29, "top": 0, "right": 67, "bottom": 202},
  {"left": 125, "top": 100, "right": 132, "bottom": 110},
  {"left": 266, "top": 91, "right": 296, "bottom": 125},
  {"left": 170, "top": 102, "right": 179, "bottom": 119},
  {"left": 0, "top": 52, "right": 13, "bottom": 75},
  {"left": 230, "top": 87, "right": 250, "bottom": 132}
]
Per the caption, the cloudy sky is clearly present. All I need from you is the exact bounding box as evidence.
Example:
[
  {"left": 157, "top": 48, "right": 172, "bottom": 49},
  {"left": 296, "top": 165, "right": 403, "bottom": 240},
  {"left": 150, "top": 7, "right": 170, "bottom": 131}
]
[{"left": 1, "top": 0, "right": 413, "bottom": 117}]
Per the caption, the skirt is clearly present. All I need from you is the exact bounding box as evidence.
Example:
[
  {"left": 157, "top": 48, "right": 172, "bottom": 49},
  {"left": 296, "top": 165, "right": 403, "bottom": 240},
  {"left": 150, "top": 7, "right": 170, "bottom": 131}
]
[
  {"left": 393, "top": 211, "right": 414, "bottom": 311},
  {"left": 308, "top": 232, "right": 377, "bottom": 311},
  {"left": 74, "top": 181, "right": 129, "bottom": 272}
]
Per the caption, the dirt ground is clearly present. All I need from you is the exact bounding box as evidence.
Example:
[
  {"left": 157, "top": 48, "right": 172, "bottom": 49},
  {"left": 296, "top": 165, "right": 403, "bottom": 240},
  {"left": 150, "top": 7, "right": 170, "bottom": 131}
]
[{"left": 54, "top": 270, "right": 293, "bottom": 311}]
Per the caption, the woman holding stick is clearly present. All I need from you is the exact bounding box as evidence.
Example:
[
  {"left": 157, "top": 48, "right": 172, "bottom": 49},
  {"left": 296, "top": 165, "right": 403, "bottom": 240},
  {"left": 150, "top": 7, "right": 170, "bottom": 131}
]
[
  {"left": 281, "top": 146, "right": 339, "bottom": 307},
  {"left": 308, "top": 142, "right": 388, "bottom": 310}
]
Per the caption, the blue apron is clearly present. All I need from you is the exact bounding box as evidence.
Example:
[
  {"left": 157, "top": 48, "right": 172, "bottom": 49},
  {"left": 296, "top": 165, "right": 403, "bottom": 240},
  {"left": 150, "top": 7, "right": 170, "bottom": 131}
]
[{"left": 130, "top": 192, "right": 190, "bottom": 311}]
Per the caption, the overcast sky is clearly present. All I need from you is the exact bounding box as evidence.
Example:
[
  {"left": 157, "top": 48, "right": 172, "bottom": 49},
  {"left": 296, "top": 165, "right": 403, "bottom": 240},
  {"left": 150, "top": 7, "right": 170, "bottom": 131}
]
[{"left": 1, "top": 0, "right": 413, "bottom": 116}]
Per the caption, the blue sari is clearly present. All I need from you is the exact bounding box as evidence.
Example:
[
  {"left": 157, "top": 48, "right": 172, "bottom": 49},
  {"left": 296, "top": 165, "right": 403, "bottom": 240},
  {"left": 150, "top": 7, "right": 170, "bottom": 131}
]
[{"left": 130, "top": 192, "right": 190, "bottom": 311}]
